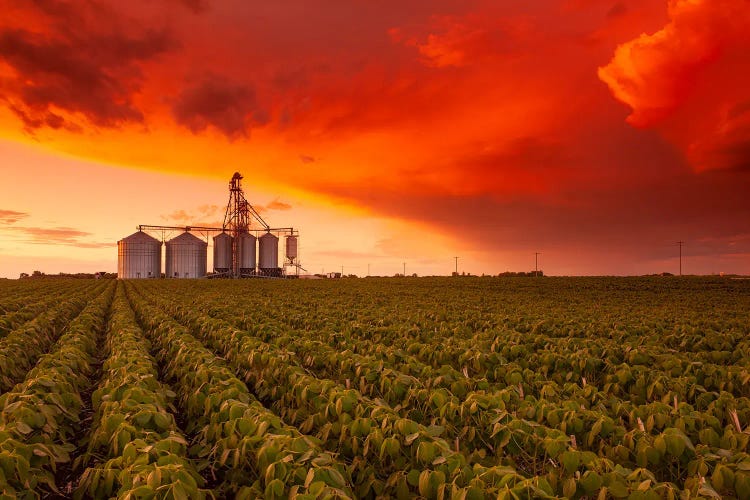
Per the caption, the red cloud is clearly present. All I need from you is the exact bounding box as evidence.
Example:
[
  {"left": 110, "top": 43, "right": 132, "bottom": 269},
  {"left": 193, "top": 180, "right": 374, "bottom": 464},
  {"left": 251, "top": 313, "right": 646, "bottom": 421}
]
[
  {"left": 0, "top": 2, "right": 176, "bottom": 131},
  {"left": 171, "top": 75, "right": 268, "bottom": 139},
  {"left": 599, "top": 0, "right": 750, "bottom": 171},
  {"left": 390, "top": 12, "right": 534, "bottom": 68},
  {"left": 173, "top": 0, "right": 209, "bottom": 14}
]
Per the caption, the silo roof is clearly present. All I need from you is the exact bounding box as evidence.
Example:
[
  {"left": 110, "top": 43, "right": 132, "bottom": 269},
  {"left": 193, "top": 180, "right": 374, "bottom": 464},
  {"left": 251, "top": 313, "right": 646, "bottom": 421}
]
[
  {"left": 167, "top": 232, "right": 208, "bottom": 246},
  {"left": 119, "top": 231, "right": 161, "bottom": 245}
]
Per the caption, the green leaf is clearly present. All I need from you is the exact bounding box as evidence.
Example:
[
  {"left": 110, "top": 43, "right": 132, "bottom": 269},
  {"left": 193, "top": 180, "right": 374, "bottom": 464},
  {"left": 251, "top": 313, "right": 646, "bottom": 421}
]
[
  {"left": 406, "top": 469, "right": 421, "bottom": 487},
  {"left": 560, "top": 451, "right": 580, "bottom": 474},
  {"left": 608, "top": 480, "right": 628, "bottom": 498},
  {"left": 580, "top": 471, "right": 603, "bottom": 493}
]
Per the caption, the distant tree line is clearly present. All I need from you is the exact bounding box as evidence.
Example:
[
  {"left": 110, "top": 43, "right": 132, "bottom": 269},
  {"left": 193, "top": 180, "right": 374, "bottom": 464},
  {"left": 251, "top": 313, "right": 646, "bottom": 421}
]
[
  {"left": 496, "top": 271, "right": 545, "bottom": 277},
  {"left": 19, "top": 271, "right": 116, "bottom": 279}
]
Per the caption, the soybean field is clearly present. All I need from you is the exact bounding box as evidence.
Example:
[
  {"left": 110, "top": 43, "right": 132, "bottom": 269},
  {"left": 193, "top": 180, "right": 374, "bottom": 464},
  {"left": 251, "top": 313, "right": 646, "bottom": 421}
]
[{"left": 1, "top": 277, "right": 749, "bottom": 499}]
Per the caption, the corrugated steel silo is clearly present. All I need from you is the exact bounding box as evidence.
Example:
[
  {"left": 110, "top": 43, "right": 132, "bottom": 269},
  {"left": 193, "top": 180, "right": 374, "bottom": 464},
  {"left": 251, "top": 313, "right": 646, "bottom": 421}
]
[
  {"left": 166, "top": 232, "right": 207, "bottom": 278},
  {"left": 238, "top": 232, "right": 257, "bottom": 273},
  {"left": 285, "top": 235, "right": 298, "bottom": 262},
  {"left": 117, "top": 231, "right": 161, "bottom": 279},
  {"left": 213, "top": 232, "right": 233, "bottom": 273},
  {"left": 258, "top": 232, "right": 278, "bottom": 272}
]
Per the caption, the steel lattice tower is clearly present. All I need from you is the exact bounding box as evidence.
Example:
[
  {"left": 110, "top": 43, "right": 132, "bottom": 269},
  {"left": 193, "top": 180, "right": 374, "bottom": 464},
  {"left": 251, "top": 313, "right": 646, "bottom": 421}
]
[{"left": 223, "top": 172, "right": 268, "bottom": 277}]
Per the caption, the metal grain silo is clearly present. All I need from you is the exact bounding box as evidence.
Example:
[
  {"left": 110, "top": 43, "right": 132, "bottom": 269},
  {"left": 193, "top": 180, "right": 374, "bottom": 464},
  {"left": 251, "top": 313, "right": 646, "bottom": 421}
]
[
  {"left": 213, "top": 232, "right": 233, "bottom": 273},
  {"left": 117, "top": 231, "right": 162, "bottom": 279},
  {"left": 258, "top": 232, "right": 278, "bottom": 273},
  {"left": 166, "top": 232, "right": 207, "bottom": 278},
  {"left": 238, "top": 232, "right": 256, "bottom": 274},
  {"left": 285, "top": 235, "right": 298, "bottom": 262}
]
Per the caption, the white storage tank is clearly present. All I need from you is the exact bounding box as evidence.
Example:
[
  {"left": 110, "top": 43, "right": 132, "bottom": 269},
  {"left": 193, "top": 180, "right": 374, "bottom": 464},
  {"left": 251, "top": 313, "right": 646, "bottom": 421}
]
[
  {"left": 258, "top": 232, "right": 278, "bottom": 272},
  {"left": 285, "top": 235, "right": 298, "bottom": 262},
  {"left": 117, "top": 231, "right": 162, "bottom": 279},
  {"left": 213, "top": 232, "right": 233, "bottom": 273},
  {"left": 238, "top": 232, "right": 256, "bottom": 274},
  {"left": 166, "top": 232, "right": 207, "bottom": 278}
]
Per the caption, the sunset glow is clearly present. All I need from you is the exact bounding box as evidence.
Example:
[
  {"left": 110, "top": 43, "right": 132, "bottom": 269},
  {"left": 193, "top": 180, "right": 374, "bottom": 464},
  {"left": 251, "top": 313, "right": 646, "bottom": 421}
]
[{"left": 1, "top": 0, "right": 749, "bottom": 277}]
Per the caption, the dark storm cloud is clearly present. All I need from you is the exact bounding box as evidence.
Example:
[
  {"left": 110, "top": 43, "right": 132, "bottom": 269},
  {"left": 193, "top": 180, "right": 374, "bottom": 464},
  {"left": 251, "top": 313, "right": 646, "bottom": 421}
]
[
  {"left": 171, "top": 75, "right": 269, "bottom": 139},
  {"left": 174, "top": 0, "right": 210, "bottom": 14},
  {"left": 607, "top": 2, "right": 628, "bottom": 18},
  {"left": 0, "top": 2, "right": 176, "bottom": 131}
]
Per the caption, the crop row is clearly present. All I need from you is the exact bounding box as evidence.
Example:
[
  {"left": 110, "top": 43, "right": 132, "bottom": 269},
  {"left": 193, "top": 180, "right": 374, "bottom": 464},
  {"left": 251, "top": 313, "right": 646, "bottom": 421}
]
[
  {"left": 75, "top": 285, "right": 208, "bottom": 498},
  {"left": 0, "top": 282, "right": 114, "bottom": 497}
]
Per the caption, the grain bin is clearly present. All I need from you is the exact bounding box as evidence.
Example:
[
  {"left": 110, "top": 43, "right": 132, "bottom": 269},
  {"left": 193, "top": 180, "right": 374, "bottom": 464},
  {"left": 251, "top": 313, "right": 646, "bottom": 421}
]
[
  {"left": 166, "top": 232, "right": 207, "bottom": 278},
  {"left": 213, "top": 232, "right": 233, "bottom": 273},
  {"left": 258, "top": 232, "right": 278, "bottom": 273},
  {"left": 117, "top": 231, "right": 161, "bottom": 279},
  {"left": 238, "top": 232, "right": 257, "bottom": 274}
]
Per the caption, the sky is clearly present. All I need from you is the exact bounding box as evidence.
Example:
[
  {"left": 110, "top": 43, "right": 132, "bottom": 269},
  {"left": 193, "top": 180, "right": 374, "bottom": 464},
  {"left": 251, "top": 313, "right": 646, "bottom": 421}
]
[{"left": 1, "top": 0, "right": 749, "bottom": 277}]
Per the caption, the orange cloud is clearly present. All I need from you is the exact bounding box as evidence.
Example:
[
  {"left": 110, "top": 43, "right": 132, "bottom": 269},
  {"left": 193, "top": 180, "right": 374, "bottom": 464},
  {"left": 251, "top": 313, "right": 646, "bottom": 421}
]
[
  {"left": 599, "top": 0, "right": 750, "bottom": 171},
  {"left": 161, "top": 204, "right": 225, "bottom": 225},
  {"left": 266, "top": 199, "right": 292, "bottom": 211},
  {"left": 0, "top": 209, "right": 28, "bottom": 224},
  {"left": 0, "top": 225, "right": 111, "bottom": 248}
]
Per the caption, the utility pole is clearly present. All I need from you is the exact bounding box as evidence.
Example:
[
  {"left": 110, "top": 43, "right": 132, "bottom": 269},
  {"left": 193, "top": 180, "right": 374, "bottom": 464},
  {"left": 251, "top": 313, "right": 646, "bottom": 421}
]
[
  {"left": 535, "top": 252, "right": 541, "bottom": 277},
  {"left": 367, "top": 263, "right": 370, "bottom": 277},
  {"left": 677, "top": 241, "right": 683, "bottom": 276},
  {"left": 403, "top": 262, "right": 406, "bottom": 277},
  {"left": 454, "top": 256, "right": 459, "bottom": 276},
  {"left": 341, "top": 265, "right": 344, "bottom": 276}
]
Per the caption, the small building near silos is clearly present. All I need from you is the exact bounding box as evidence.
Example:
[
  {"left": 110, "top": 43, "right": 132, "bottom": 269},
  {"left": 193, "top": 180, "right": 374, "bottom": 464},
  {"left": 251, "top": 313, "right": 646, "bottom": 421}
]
[
  {"left": 166, "top": 232, "right": 207, "bottom": 278},
  {"left": 117, "top": 231, "right": 162, "bottom": 279},
  {"left": 213, "top": 232, "right": 233, "bottom": 273}
]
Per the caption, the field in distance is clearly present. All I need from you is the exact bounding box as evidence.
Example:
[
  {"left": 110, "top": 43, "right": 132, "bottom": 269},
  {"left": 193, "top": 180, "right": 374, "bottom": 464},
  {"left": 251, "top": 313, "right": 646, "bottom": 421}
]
[{"left": 0, "top": 276, "right": 749, "bottom": 499}]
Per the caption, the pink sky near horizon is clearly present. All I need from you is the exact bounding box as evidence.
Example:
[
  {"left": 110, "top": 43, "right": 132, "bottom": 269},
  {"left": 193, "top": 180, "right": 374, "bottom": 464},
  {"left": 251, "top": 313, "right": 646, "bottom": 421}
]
[{"left": 1, "top": 0, "right": 749, "bottom": 277}]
